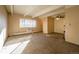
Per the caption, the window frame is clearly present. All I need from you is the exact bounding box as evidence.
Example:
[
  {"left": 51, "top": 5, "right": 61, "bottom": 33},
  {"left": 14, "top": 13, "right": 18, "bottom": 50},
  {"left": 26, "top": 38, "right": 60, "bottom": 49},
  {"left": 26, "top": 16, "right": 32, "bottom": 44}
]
[{"left": 20, "top": 18, "right": 37, "bottom": 28}]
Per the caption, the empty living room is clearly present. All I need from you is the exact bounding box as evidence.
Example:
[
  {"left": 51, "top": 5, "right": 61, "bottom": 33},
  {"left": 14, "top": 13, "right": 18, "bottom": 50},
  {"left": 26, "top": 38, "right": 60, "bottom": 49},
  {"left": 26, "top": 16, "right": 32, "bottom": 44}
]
[{"left": 0, "top": 5, "right": 79, "bottom": 54}]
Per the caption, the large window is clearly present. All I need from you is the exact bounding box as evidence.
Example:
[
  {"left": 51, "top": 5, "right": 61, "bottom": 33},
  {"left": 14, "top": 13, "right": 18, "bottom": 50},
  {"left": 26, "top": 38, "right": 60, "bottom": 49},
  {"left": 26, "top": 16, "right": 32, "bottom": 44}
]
[{"left": 20, "top": 19, "right": 37, "bottom": 28}]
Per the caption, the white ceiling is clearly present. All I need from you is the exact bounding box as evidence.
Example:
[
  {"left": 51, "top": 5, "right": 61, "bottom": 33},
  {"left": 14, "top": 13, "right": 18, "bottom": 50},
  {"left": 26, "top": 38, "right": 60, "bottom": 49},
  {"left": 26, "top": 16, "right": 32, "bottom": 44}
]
[{"left": 6, "top": 5, "right": 64, "bottom": 17}]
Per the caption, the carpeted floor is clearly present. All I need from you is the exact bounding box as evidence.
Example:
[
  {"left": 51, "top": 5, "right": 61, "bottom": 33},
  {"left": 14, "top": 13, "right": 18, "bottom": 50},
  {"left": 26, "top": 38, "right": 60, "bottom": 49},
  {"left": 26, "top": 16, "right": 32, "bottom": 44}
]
[{"left": 5, "top": 33, "right": 79, "bottom": 54}]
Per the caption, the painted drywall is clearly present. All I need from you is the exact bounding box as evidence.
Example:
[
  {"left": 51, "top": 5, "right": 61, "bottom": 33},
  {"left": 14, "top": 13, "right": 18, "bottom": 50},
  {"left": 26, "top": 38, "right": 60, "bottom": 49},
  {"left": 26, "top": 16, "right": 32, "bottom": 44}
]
[
  {"left": 0, "top": 6, "right": 8, "bottom": 50},
  {"left": 54, "top": 18, "right": 65, "bottom": 34},
  {"left": 42, "top": 17, "right": 48, "bottom": 33},
  {"left": 41, "top": 16, "right": 54, "bottom": 33},
  {"left": 8, "top": 14, "right": 42, "bottom": 36},
  {"left": 48, "top": 16, "right": 54, "bottom": 33},
  {"left": 65, "top": 6, "right": 79, "bottom": 45}
]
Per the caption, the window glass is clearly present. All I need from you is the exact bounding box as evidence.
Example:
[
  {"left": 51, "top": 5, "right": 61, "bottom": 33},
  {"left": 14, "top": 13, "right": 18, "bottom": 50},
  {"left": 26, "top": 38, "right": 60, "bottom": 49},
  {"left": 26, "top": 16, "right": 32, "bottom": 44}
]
[{"left": 20, "top": 19, "right": 36, "bottom": 28}]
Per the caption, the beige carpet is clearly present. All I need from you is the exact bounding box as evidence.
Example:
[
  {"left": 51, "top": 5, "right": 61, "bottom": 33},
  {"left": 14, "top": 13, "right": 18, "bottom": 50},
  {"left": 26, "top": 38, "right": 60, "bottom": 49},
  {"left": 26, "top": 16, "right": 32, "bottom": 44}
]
[
  {"left": 1, "top": 34, "right": 32, "bottom": 54},
  {"left": 4, "top": 33, "right": 79, "bottom": 54}
]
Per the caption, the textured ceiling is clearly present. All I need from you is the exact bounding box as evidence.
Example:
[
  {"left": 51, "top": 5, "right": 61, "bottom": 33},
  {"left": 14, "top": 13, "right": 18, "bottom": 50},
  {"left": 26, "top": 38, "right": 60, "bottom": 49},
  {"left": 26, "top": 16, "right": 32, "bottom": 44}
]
[{"left": 6, "top": 5, "right": 64, "bottom": 17}]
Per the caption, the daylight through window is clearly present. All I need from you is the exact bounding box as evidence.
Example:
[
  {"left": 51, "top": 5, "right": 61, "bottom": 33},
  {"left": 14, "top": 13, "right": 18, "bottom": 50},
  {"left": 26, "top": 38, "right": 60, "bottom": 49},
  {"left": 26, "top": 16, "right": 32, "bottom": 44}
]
[{"left": 20, "top": 19, "right": 36, "bottom": 28}]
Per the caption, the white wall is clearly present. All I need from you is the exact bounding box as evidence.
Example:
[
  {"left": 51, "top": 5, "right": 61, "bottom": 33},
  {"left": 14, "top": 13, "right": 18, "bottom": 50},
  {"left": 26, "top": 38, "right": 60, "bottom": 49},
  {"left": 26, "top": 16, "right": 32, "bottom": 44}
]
[
  {"left": 42, "top": 16, "right": 54, "bottom": 33},
  {"left": 8, "top": 14, "right": 42, "bottom": 36},
  {"left": 54, "top": 18, "right": 65, "bottom": 34},
  {"left": 42, "top": 17, "right": 48, "bottom": 33},
  {"left": 0, "top": 6, "right": 8, "bottom": 50},
  {"left": 65, "top": 6, "right": 79, "bottom": 45}
]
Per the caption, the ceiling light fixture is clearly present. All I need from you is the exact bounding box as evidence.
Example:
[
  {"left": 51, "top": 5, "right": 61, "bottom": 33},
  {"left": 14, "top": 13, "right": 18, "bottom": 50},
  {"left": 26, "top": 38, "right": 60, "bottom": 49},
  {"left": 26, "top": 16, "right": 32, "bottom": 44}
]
[{"left": 56, "top": 15, "right": 64, "bottom": 20}]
